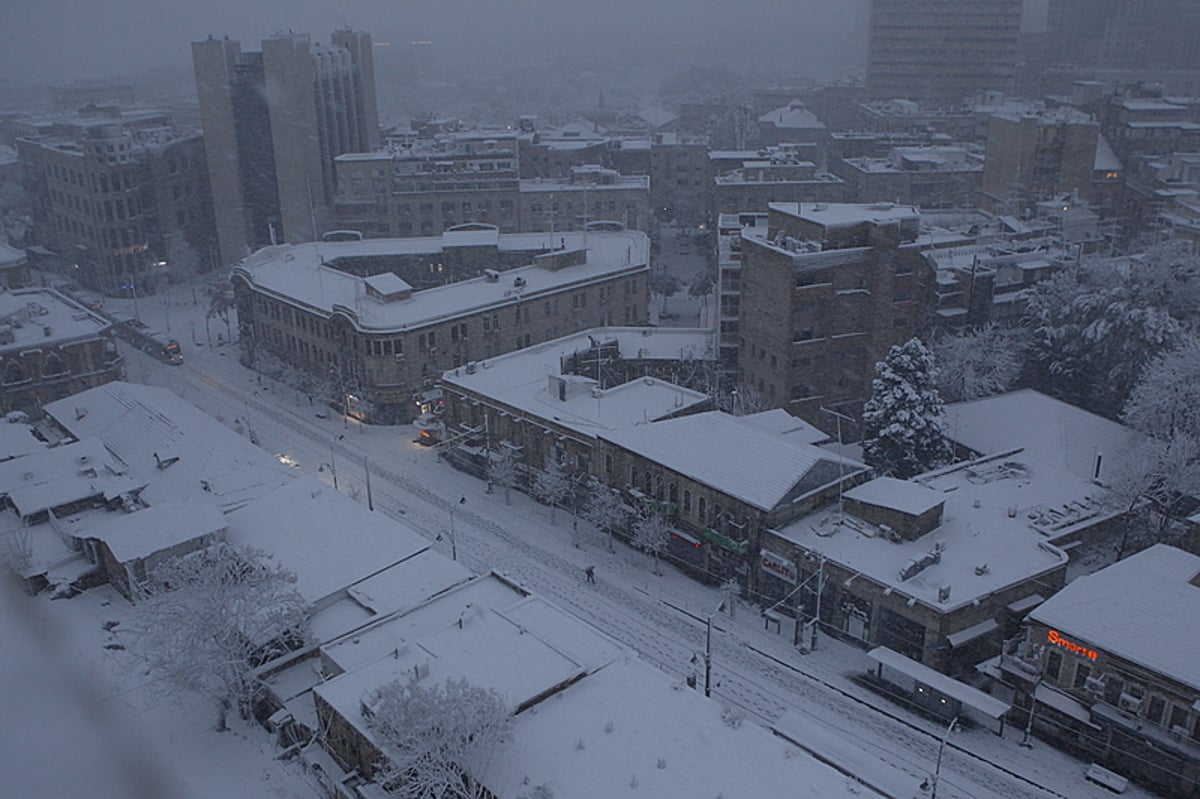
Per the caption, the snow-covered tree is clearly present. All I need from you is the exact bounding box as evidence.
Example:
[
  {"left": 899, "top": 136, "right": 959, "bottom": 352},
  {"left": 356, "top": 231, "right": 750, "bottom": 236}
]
[
  {"left": 366, "top": 676, "right": 512, "bottom": 799},
  {"left": 650, "top": 273, "right": 681, "bottom": 314},
  {"left": 1122, "top": 334, "right": 1200, "bottom": 441},
  {"left": 127, "top": 543, "right": 309, "bottom": 731},
  {"left": 1023, "top": 261, "right": 1184, "bottom": 418},
  {"left": 1103, "top": 435, "right": 1200, "bottom": 560},
  {"left": 488, "top": 443, "right": 521, "bottom": 505},
  {"left": 206, "top": 283, "right": 235, "bottom": 344},
  {"left": 631, "top": 506, "right": 672, "bottom": 576},
  {"left": 532, "top": 457, "right": 570, "bottom": 523},
  {"left": 582, "top": 477, "right": 628, "bottom": 552},
  {"left": 862, "top": 338, "right": 950, "bottom": 479},
  {"left": 934, "top": 323, "right": 1026, "bottom": 403},
  {"left": 688, "top": 269, "right": 716, "bottom": 306}
]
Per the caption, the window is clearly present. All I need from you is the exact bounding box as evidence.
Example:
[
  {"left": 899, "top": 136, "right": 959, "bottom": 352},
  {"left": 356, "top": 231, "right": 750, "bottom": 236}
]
[
  {"left": 1147, "top": 696, "right": 1165, "bottom": 725},
  {"left": 1168, "top": 705, "right": 1189, "bottom": 732},
  {"left": 683, "top": 490, "right": 691, "bottom": 512},
  {"left": 605, "top": 453, "right": 612, "bottom": 474},
  {"left": 1046, "top": 651, "right": 1062, "bottom": 681},
  {"left": 1072, "top": 663, "right": 1091, "bottom": 689},
  {"left": 698, "top": 496, "right": 706, "bottom": 521}
]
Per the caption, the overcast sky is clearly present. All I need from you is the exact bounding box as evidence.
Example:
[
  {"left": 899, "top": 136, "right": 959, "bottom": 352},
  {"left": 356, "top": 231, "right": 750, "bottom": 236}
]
[{"left": 0, "top": 0, "right": 1048, "bottom": 87}]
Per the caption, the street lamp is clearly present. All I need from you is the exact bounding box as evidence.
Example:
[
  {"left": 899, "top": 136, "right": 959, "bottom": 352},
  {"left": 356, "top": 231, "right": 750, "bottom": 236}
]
[
  {"left": 437, "top": 496, "right": 466, "bottom": 561},
  {"left": 928, "top": 716, "right": 958, "bottom": 799},
  {"left": 704, "top": 599, "right": 727, "bottom": 697}
]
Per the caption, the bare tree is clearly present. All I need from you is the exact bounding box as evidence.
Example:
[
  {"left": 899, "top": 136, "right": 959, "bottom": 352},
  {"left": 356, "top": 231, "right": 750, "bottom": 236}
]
[
  {"left": 631, "top": 506, "right": 671, "bottom": 576},
  {"left": 1122, "top": 334, "right": 1200, "bottom": 441},
  {"left": 532, "top": 457, "right": 570, "bottom": 523},
  {"left": 366, "top": 676, "right": 512, "bottom": 799},
  {"left": 488, "top": 443, "right": 521, "bottom": 505},
  {"left": 1104, "top": 435, "right": 1200, "bottom": 560},
  {"left": 582, "top": 477, "right": 629, "bottom": 553},
  {"left": 126, "top": 543, "right": 309, "bottom": 731}
]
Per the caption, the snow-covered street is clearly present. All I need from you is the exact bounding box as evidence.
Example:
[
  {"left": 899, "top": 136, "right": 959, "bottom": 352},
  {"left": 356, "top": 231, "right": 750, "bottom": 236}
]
[{"left": 65, "top": 278, "right": 1157, "bottom": 799}]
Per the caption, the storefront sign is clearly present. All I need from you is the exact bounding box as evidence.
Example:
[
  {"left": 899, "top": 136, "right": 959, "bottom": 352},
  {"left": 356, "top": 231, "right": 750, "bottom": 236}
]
[
  {"left": 702, "top": 527, "right": 747, "bottom": 555},
  {"left": 1047, "top": 629, "right": 1099, "bottom": 660},
  {"left": 760, "top": 549, "right": 798, "bottom": 584}
]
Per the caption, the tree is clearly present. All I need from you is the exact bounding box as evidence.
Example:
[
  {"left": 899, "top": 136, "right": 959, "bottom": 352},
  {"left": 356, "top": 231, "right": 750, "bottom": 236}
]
[
  {"left": 1103, "top": 435, "right": 1200, "bottom": 560},
  {"left": 650, "top": 273, "right": 681, "bottom": 315},
  {"left": 631, "top": 506, "right": 671, "bottom": 576},
  {"left": 488, "top": 442, "right": 521, "bottom": 505},
  {"left": 126, "top": 543, "right": 309, "bottom": 731},
  {"left": 1122, "top": 334, "right": 1200, "bottom": 441},
  {"left": 582, "top": 477, "right": 628, "bottom": 553},
  {"left": 934, "top": 323, "right": 1026, "bottom": 403},
  {"left": 862, "top": 338, "right": 950, "bottom": 479},
  {"left": 532, "top": 457, "right": 570, "bottom": 523},
  {"left": 1023, "top": 260, "right": 1184, "bottom": 418},
  {"left": 206, "top": 283, "right": 235, "bottom": 344},
  {"left": 366, "top": 676, "right": 512, "bottom": 799},
  {"left": 688, "top": 269, "right": 716, "bottom": 307}
]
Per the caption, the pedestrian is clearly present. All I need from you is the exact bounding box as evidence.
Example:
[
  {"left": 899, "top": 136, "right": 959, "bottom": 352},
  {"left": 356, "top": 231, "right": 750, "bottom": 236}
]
[{"left": 584, "top": 565, "right": 596, "bottom": 584}]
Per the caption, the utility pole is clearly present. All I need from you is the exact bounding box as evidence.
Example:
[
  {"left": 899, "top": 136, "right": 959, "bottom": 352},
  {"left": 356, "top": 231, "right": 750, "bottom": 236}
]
[
  {"left": 704, "top": 599, "right": 727, "bottom": 697},
  {"left": 930, "top": 716, "right": 958, "bottom": 799},
  {"left": 363, "top": 454, "right": 373, "bottom": 511},
  {"left": 820, "top": 406, "right": 855, "bottom": 516}
]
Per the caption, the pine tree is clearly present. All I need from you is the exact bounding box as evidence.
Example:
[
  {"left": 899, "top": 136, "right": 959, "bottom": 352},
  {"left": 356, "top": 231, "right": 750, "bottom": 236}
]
[{"left": 862, "top": 338, "right": 950, "bottom": 479}]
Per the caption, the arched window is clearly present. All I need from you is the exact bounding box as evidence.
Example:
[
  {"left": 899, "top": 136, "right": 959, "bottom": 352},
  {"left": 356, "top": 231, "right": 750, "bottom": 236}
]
[
  {"left": 2, "top": 361, "right": 25, "bottom": 385},
  {"left": 698, "top": 496, "right": 707, "bottom": 522},
  {"left": 683, "top": 490, "right": 691, "bottom": 513},
  {"left": 43, "top": 352, "right": 68, "bottom": 377},
  {"left": 669, "top": 483, "right": 678, "bottom": 505}
]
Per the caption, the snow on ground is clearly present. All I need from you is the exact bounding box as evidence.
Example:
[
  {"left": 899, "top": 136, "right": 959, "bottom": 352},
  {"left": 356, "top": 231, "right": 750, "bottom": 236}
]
[{"left": 1, "top": 273, "right": 1162, "bottom": 799}]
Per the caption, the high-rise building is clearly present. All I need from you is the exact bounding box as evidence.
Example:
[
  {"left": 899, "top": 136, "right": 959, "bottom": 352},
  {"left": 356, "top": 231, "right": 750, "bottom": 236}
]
[
  {"left": 1046, "top": 0, "right": 1200, "bottom": 71},
  {"left": 191, "top": 31, "right": 379, "bottom": 266},
  {"left": 866, "top": 0, "right": 1022, "bottom": 105}
]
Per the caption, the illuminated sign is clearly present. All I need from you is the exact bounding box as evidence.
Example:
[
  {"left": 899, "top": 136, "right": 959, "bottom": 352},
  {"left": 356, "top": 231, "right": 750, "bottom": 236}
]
[{"left": 1047, "top": 629, "right": 1099, "bottom": 660}]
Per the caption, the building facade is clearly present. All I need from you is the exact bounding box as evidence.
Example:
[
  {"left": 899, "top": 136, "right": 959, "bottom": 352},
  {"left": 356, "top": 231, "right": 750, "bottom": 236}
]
[
  {"left": 16, "top": 107, "right": 215, "bottom": 295},
  {"left": 735, "top": 203, "right": 934, "bottom": 431},
  {"left": 866, "top": 0, "right": 1022, "bottom": 105},
  {"left": 192, "top": 31, "right": 379, "bottom": 265},
  {"left": 232, "top": 230, "right": 650, "bottom": 424},
  {"left": 0, "top": 289, "right": 123, "bottom": 416}
]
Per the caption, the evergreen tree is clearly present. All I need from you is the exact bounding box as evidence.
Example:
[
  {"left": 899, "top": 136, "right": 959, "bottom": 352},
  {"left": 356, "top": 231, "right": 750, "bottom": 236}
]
[{"left": 862, "top": 338, "right": 950, "bottom": 479}]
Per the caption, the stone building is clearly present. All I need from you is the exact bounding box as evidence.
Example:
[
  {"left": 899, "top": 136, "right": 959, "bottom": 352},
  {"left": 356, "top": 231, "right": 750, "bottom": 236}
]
[
  {"left": 831, "top": 146, "right": 984, "bottom": 208},
  {"left": 761, "top": 448, "right": 1085, "bottom": 675},
  {"left": 0, "top": 288, "right": 122, "bottom": 417},
  {"left": 15, "top": 106, "right": 215, "bottom": 295},
  {"left": 232, "top": 230, "right": 650, "bottom": 424},
  {"left": 1000, "top": 545, "right": 1200, "bottom": 798},
  {"left": 735, "top": 202, "right": 934, "bottom": 431},
  {"left": 712, "top": 157, "right": 846, "bottom": 217}
]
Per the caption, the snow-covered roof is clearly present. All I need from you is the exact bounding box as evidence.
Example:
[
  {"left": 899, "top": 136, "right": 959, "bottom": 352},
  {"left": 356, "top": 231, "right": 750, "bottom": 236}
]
[
  {"left": 1030, "top": 544, "right": 1200, "bottom": 693},
  {"left": 600, "top": 411, "right": 864, "bottom": 512},
  {"left": 314, "top": 595, "right": 624, "bottom": 742},
  {"left": 0, "top": 421, "right": 48, "bottom": 462},
  {"left": 487, "top": 658, "right": 883, "bottom": 799},
  {"left": 738, "top": 408, "right": 828, "bottom": 444},
  {"left": 943, "top": 389, "right": 1142, "bottom": 484},
  {"left": 0, "top": 288, "right": 111, "bottom": 350},
  {"left": 441, "top": 327, "right": 712, "bottom": 439},
  {"left": 0, "top": 437, "right": 140, "bottom": 518},
  {"left": 45, "top": 382, "right": 290, "bottom": 512},
  {"left": 235, "top": 230, "right": 648, "bottom": 332},
  {"left": 83, "top": 499, "right": 226, "bottom": 564},
  {"left": 844, "top": 476, "right": 944, "bottom": 516},
  {"left": 768, "top": 201, "right": 920, "bottom": 228},
  {"left": 225, "top": 477, "right": 430, "bottom": 607},
  {"left": 772, "top": 451, "right": 1076, "bottom": 611},
  {"left": 1094, "top": 134, "right": 1122, "bottom": 172},
  {"left": 759, "top": 102, "right": 826, "bottom": 131},
  {"left": 321, "top": 573, "right": 530, "bottom": 674}
]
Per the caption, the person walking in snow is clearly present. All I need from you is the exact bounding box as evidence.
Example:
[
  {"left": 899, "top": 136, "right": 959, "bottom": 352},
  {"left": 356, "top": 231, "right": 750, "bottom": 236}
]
[{"left": 584, "top": 565, "right": 596, "bottom": 584}]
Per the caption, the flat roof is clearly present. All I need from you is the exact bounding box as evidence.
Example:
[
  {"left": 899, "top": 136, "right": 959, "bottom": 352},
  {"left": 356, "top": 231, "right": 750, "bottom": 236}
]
[
  {"left": 844, "top": 476, "right": 944, "bottom": 516},
  {"left": 0, "top": 288, "right": 111, "bottom": 350},
  {"left": 943, "top": 389, "right": 1141, "bottom": 484},
  {"left": 236, "top": 230, "right": 649, "bottom": 332},
  {"left": 771, "top": 451, "right": 1074, "bottom": 611},
  {"left": 441, "top": 327, "right": 712, "bottom": 440},
  {"left": 869, "top": 647, "right": 1011, "bottom": 720},
  {"left": 1030, "top": 544, "right": 1200, "bottom": 693},
  {"left": 768, "top": 202, "right": 919, "bottom": 228}
]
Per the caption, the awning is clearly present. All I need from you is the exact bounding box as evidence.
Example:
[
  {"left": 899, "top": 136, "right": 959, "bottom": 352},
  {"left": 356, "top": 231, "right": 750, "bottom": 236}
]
[
  {"left": 1034, "top": 683, "right": 1094, "bottom": 726},
  {"left": 868, "top": 647, "right": 1011, "bottom": 721},
  {"left": 1007, "top": 594, "right": 1045, "bottom": 614},
  {"left": 947, "top": 618, "right": 1000, "bottom": 648}
]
